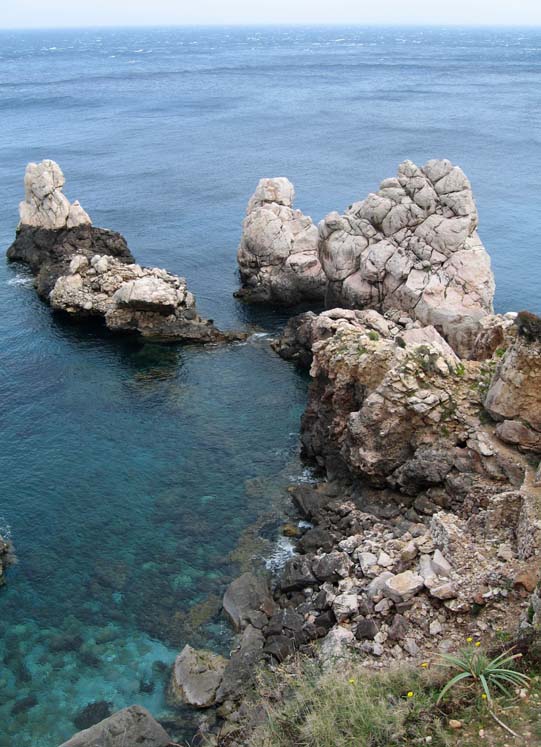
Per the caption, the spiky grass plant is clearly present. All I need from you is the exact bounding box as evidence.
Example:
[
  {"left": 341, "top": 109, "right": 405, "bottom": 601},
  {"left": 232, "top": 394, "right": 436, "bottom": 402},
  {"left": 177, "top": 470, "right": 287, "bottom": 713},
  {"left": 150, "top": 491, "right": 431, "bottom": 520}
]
[
  {"left": 437, "top": 644, "right": 531, "bottom": 737},
  {"left": 437, "top": 645, "right": 530, "bottom": 704}
]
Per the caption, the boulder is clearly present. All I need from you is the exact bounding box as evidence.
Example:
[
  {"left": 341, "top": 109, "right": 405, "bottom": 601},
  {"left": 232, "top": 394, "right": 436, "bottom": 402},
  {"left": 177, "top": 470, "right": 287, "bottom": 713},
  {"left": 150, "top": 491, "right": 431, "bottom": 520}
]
[
  {"left": 222, "top": 572, "right": 273, "bottom": 631},
  {"left": 236, "top": 177, "right": 326, "bottom": 304},
  {"left": 59, "top": 705, "right": 171, "bottom": 747},
  {"left": 332, "top": 592, "right": 359, "bottom": 622},
  {"left": 383, "top": 571, "right": 424, "bottom": 603},
  {"left": 279, "top": 556, "right": 317, "bottom": 592},
  {"left": 49, "top": 254, "right": 236, "bottom": 343},
  {"left": 170, "top": 645, "right": 226, "bottom": 708}
]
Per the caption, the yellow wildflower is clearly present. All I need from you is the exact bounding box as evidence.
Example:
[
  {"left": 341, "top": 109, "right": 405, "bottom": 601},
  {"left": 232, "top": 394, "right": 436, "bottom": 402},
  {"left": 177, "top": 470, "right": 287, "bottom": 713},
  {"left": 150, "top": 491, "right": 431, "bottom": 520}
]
[
  {"left": 348, "top": 678, "right": 356, "bottom": 685},
  {"left": 475, "top": 641, "right": 481, "bottom": 647},
  {"left": 466, "top": 637, "right": 473, "bottom": 643},
  {"left": 481, "top": 693, "right": 487, "bottom": 700},
  {"left": 407, "top": 691, "right": 414, "bottom": 698},
  {"left": 421, "top": 662, "right": 429, "bottom": 668}
]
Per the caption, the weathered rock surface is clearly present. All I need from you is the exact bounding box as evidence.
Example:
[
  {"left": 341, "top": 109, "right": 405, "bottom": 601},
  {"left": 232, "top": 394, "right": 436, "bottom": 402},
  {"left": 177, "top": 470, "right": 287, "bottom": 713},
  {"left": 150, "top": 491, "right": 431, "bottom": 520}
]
[
  {"left": 19, "top": 160, "right": 91, "bottom": 230},
  {"left": 59, "top": 705, "right": 171, "bottom": 747},
  {"left": 222, "top": 572, "right": 274, "bottom": 631},
  {"left": 8, "top": 160, "right": 241, "bottom": 343},
  {"left": 236, "top": 177, "right": 326, "bottom": 304},
  {"left": 485, "top": 312, "right": 541, "bottom": 454},
  {"left": 318, "top": 160, "right": 494, "bottom": 356},
  {"left": 170, "top": 645, "right": 227, "bottom": 708}
]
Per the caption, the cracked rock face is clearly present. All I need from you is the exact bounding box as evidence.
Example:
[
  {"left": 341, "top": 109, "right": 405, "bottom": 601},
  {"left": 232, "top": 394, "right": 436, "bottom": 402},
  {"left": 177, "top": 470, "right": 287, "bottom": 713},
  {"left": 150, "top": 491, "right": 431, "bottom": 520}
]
[
  {"left": 319, "top": 159, "right": 495, "bottom": 357},
  {"left": 236, "top": 177, "right": 326, "bottom": 304},
  {"left": 237, "top": 161, "right": 495, "bottom": 356},
  {"left": 50, "top": 254, "right": 237, "bottom": 342}
]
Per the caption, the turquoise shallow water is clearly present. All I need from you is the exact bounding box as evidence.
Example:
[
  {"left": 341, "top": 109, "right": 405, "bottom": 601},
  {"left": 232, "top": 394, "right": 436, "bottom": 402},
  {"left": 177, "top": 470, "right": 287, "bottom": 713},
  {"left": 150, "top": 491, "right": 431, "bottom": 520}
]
[{"left": 0, "top": 25, "right": 540, "bottom": 747}]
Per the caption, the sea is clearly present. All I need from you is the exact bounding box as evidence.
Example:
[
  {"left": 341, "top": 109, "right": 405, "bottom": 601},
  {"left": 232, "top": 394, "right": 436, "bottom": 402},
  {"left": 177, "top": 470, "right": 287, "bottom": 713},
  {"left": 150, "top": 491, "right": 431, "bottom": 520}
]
[{"left": 0, "top": 25, "right": 539, "bottom": 746}]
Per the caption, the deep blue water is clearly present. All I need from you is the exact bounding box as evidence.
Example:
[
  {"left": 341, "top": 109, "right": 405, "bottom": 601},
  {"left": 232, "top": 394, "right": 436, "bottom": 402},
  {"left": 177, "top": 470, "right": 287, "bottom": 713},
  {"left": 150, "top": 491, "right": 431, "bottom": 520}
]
[{"left": 0, "top": 25, "right": 540, "bottom": 747}]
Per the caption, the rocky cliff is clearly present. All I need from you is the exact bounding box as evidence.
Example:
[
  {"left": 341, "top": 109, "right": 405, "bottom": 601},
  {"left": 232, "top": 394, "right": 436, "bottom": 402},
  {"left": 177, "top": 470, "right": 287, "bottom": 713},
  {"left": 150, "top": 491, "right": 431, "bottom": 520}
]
[
  {"left": 237, "top": 160, "right": 496, "bottom": 356},
  {"left": 8, "top": 161, "right": 241, "bottom": 343}
]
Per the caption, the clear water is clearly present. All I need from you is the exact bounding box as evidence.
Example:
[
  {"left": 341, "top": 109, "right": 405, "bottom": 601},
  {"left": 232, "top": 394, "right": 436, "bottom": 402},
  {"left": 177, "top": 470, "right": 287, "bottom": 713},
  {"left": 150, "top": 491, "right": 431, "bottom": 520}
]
[{"left": 0, "top": 25, "right": 540, "bottom": 747}]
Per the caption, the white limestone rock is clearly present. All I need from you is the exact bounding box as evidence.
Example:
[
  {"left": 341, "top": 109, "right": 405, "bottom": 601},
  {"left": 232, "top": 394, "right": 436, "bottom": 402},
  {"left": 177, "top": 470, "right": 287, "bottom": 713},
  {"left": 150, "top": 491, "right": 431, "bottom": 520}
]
[
  {"left": 19, "top": 160, "right": 91, "bottom": 229},
  {"left": 170, "top": 645, "right": 226, "bottom": 708}
]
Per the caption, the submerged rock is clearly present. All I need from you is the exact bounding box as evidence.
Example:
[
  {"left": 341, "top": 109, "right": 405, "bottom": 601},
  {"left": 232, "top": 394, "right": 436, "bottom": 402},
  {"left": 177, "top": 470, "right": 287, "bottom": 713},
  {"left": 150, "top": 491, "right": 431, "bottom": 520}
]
[
  {"left": 236, "top": 177, "right": 326, "bottom": 304},
  {"left": 0, "top": 535, "right": 14, "bottom": 587},
  {"left": 59, "top": 705, "right": 172, "bottom": 747},
  {"left": 8, "top": 160, "right": 242, "bottom": 343}
]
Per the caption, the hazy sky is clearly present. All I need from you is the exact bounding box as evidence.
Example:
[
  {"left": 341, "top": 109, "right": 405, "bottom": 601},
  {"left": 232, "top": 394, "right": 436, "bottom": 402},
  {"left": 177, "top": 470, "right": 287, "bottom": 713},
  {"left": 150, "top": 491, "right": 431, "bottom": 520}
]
[{"left": 2, "top": 0, "right": 541, "bottom": 29}]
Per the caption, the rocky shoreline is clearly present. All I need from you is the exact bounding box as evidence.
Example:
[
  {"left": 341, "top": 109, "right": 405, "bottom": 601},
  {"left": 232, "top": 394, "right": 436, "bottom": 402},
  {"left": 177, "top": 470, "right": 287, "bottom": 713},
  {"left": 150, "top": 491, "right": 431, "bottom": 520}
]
[{"left": 4, "top": 159, "right": 541, "bottom": 746}]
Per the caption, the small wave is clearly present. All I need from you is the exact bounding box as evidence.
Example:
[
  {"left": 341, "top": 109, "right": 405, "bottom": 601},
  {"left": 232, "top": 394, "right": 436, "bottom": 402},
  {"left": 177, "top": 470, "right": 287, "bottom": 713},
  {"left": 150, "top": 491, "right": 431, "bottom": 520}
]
[
  {"left": 264, "top": 536, "right": 295, "bottom": 573},
  {"left": 7, "top": 275, "right": 34, "bottom": 287},
  {"left": 288, "top": 467, "right": 318, "bottom": 484},
  {"left": 0, "top": 519, "right": 12, "bottom": 541}
]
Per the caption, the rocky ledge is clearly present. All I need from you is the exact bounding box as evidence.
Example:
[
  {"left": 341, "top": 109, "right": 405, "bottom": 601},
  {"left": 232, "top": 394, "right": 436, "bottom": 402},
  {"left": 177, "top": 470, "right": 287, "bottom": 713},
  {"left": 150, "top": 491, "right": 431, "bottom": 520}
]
[
  {"left": 237, "top": 160, "right": 495, "bottom": 357},
  {"left": 7, "top": 161, "right": 241, "bottom": 343},
  {"left": 169, "top": 308, "right": 541, "bottom": 745}
]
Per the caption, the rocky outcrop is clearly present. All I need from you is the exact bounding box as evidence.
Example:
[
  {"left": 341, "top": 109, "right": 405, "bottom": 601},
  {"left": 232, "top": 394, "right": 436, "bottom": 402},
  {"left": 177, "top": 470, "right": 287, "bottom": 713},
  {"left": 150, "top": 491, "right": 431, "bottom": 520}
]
[
  {"left": 236, "top": 178, "right": 326, "bottom": 304},
  {"left": 485, "top": 312, "right": 541, "bottom": 454},
  {"left": 59, "top": 705, "right": 172, "bottom": 747},
  {"left": 8, "top": 161, "right": 133, "bottom": 298},
  {"left": 8, "top": 160, "right": 241, "bottom": 343},
  {"left": 238, "top": 161, "right": 495, "bottom": 357},
  {"left": 49, "top": 254, "right": 238, "bottom": 343}
]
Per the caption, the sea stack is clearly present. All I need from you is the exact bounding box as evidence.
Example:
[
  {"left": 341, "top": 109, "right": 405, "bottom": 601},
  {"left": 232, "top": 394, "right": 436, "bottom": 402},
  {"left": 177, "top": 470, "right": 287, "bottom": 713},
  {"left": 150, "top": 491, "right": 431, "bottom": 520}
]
[
  {"left": 7, "top": 160, "right": 242, "bottom": 343},
  {"left": 237, "top": 160, "right": 496, "bottom": 357},
  {"left": 236, "top": 177, "right": 326, "bottom": 304}
]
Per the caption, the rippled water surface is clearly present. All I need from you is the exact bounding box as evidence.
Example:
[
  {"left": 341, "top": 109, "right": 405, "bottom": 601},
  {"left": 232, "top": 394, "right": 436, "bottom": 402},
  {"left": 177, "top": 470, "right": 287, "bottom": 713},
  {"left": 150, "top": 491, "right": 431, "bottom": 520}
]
[{"left": 0, "top": 25, "right": 540, "bottom": 746}]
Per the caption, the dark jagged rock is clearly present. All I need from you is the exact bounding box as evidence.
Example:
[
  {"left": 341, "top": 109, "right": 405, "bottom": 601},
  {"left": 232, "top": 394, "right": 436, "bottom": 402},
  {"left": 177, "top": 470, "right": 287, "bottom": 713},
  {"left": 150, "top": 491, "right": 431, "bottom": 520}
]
[{"left": 7, "top": 223, "right": 133, "bottom": 299}]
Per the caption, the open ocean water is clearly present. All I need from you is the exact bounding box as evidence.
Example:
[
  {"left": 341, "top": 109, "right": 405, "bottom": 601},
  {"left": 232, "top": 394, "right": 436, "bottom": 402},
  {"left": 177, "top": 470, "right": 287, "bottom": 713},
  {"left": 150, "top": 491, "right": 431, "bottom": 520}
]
[{"left": 0, "top": 25, "right": 540, "bottom": 746}]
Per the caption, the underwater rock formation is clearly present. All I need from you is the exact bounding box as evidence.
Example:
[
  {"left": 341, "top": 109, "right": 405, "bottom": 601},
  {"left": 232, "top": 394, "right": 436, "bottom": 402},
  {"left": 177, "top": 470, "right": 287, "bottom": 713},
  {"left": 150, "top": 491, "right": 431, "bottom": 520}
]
[
  {"left": 237, "top": 161, "right": 495, "bottom": 356},
  {"left": 236, "top": 177, "right": 326, "bottom": 304},
  {"left": 8, "top": 160, "right": 242, "bottom": 343},
  {"left": 0, "top": 535, "right": 13, "bottom": 587}
]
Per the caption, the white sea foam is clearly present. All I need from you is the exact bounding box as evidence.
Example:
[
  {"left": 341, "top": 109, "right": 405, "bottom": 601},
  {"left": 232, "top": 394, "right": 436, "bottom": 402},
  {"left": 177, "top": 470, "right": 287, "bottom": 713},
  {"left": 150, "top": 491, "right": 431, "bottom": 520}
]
[
  {"left": 7, "top": 275, "right": 34, "bottom": 287},
  {"left": 264, "top": 535, "right": 295, "bottom": 573}
]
